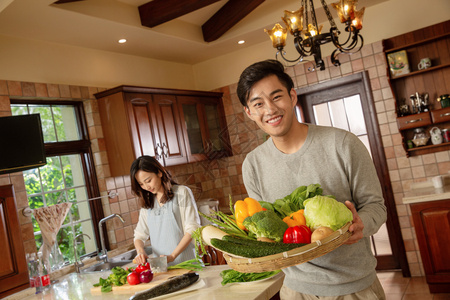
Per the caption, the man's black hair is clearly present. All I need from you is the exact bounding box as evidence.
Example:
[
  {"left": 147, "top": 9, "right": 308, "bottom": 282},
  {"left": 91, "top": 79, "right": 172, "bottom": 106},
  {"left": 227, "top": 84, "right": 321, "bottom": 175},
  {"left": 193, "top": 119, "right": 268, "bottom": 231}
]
[{"left": 236, "top": 59, "right": 295, "bottom": 107}]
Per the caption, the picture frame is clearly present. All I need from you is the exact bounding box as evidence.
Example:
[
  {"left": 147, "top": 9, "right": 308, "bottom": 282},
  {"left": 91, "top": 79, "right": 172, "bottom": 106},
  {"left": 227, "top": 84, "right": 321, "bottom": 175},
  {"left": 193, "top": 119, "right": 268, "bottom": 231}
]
[{"left": 387, "top": 50, "right": 410, "bottom": 78}]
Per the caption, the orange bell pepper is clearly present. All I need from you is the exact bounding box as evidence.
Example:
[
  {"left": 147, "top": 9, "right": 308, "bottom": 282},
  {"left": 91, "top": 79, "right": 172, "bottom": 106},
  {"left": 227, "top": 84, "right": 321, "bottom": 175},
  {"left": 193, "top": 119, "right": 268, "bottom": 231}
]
[
  {"left": 283, "top": 209, "right": 306, "bottom": 227},
  {"left": 234, "top": 197, "right": 263, "bottom": 230}
]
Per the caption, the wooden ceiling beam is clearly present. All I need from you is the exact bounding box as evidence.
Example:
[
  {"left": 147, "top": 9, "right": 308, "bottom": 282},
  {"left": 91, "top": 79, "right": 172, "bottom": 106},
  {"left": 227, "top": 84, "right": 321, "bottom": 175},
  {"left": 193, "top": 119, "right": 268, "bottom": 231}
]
[
  {"left": 139, "top": 0, "right": 222, "bottom": 28},
  {"left": 202, "top": 0, "right": 265, "bottom": 42}
]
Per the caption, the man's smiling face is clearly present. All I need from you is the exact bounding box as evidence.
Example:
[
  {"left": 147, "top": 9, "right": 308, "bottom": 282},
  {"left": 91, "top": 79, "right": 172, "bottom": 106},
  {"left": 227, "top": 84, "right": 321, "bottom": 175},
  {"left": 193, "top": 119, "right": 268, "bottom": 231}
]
[{"left": 244, "top": 74, "right": 297, "bottom": 138}]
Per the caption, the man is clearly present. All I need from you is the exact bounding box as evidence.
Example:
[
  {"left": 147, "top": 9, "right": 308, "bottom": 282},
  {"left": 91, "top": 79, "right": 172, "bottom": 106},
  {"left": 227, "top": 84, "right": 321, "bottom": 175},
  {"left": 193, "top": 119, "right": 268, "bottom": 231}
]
[{"left": 237, "top": 59, "right": 387, "bottom": 299}]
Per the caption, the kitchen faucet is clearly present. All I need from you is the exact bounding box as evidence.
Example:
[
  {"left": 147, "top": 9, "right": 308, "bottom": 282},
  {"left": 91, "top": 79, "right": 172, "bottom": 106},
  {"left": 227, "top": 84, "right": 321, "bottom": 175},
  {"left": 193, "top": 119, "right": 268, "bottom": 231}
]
[
  {"left": 98, "top": 213, "right": 125, "bottom": 263},
  {"left": 73, "top": 233, "right": 91, "bottom": 273}
]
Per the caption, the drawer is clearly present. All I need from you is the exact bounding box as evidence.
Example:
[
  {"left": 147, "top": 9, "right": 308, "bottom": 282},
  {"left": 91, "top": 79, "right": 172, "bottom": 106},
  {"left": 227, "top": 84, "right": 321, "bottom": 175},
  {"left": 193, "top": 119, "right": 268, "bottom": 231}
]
[
  {"left": 431, "top": 107, "right": 450, "bottom": 124},
  {"left": 397, "top": 112, "right": 431, "bottom": 131}
]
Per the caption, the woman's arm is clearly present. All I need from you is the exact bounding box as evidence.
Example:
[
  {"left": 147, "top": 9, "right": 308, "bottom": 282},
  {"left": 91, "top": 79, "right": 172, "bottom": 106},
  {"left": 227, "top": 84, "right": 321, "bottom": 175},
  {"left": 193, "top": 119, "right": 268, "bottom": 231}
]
[
  {"left": 133, "top": 208, "right": 150, "bottom": 264},
  {"left": 164, "top": 232, "right": 193, "bottom": 263}
]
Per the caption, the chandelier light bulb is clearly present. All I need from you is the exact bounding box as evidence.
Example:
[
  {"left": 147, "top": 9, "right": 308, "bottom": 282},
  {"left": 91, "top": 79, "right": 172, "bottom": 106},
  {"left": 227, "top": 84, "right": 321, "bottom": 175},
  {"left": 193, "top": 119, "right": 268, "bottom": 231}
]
[{"left": 266, "top": 0, "right": 365, "bottom": 70}]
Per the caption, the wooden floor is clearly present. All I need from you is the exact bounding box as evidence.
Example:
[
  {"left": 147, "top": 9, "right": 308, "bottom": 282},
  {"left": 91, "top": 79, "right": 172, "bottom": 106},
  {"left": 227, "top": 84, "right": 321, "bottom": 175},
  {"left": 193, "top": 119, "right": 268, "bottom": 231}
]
[{"left": 378, "top": 271, "right": 450, "bottom": 300}]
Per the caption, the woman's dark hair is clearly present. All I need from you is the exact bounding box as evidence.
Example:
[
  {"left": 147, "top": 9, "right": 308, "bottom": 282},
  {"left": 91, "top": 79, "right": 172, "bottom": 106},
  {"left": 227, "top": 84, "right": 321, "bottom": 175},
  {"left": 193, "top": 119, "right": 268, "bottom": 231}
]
[
  {"left": 130, "top": 156, "right": 178, "bottom": 209},
  {"left": 237, "top": 59, "right": 294, "bottom": 107}
]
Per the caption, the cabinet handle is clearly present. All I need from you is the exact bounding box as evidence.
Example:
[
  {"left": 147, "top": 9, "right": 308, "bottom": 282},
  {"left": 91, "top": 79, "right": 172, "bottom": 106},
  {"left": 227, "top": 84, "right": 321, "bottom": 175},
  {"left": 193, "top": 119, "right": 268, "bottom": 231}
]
[
  {"left": 155, "top": 143, "right": 163, "bottom": 160},
  {"left": 405, "top": 118, "right": 422, "bottom": 124},
  {"left": 162, "top": 143, "right": 168, "bottom": 158},
  {"left": 440, "top": 112, "right": 450, "bottom": 117}
]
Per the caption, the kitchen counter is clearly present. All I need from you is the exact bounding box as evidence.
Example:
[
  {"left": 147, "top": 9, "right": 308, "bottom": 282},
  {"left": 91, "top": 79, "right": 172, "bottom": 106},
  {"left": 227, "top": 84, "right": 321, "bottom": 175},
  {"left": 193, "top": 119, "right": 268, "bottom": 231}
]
[
  {"left": 5, "top": 265, "right": 284, "bottom": 300},
  {"left": 402, "top": 179, "right": 450, "bottom": 204}
]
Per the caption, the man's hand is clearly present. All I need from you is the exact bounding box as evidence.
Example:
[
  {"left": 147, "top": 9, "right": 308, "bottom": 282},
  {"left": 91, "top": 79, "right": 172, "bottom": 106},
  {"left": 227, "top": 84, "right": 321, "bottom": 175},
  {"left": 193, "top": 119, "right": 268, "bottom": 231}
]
[{"left": 344, "top": 200, "right": 364, "bottom": 244}]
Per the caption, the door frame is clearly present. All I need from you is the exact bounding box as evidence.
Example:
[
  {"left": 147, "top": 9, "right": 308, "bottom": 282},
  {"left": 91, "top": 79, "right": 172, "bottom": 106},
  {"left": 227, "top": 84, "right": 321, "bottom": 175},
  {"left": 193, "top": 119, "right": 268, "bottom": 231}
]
[{"left": 296, "top": 71, "right": 410, "bottom": 276}]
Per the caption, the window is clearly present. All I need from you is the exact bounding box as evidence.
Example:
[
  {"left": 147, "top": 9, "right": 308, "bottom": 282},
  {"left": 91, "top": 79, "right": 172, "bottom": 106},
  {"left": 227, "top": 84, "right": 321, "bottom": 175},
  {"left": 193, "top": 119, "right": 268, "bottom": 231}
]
[{"left": 11, "top": 101, "right": 102, "bottom": 269}]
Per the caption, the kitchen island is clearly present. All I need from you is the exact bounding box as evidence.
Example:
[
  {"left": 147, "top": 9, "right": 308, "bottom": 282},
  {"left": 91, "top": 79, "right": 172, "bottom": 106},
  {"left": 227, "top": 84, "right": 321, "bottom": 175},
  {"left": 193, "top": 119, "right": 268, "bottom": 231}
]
[{"left": 5, "top": 265, "right": 284, "bottom": 300}]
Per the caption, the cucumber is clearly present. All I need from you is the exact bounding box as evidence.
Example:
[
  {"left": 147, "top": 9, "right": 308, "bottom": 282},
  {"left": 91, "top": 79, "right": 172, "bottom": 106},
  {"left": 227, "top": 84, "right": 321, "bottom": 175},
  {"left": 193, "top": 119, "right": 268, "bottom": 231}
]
[
  {"left": 223, "top": 235, "right": 306, "bottom": 249},
  {"left": 210, "top": 238, "right": 305, "bottom": 258},
  {"left": 129, "top": 272, "right": 199, "bottom": 300}
]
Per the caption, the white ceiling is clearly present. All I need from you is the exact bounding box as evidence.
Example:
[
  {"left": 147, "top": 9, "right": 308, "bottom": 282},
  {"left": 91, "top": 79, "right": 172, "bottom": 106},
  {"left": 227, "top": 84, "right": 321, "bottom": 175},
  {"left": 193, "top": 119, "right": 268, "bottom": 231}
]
[{"left": 0, "top": 0, "right": 388, "bottom": 65}]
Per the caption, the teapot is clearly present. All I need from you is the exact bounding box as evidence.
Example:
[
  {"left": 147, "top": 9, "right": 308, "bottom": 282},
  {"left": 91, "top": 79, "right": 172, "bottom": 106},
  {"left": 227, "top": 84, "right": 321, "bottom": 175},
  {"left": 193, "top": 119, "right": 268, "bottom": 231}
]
[{"left": 430, "top": 127, "right": 442, "bottom": 145}]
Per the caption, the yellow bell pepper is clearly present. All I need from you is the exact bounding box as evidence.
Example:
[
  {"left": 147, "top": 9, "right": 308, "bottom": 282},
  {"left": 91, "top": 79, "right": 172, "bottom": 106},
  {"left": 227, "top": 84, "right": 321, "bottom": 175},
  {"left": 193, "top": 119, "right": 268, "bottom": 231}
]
[
  {"left": 234, "top": 197, "right": 263, "bottom": 230},
  {"left": 283, "top": 209, "right": 306, "bottom": 227}
]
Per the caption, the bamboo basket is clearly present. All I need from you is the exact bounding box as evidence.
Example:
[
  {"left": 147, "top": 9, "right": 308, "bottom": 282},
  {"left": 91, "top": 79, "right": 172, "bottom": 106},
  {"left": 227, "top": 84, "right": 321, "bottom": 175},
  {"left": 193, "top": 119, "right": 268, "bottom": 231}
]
[{"left": 221, "top": 222, "right": 352, "bottom": 273}]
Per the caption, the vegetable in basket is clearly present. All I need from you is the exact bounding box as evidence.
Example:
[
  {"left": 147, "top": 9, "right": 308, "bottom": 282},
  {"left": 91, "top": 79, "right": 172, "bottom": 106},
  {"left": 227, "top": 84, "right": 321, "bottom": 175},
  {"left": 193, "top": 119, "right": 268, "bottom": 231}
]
[
  {"left": 282, "top": 209, "right": 306, "bottom": 227},
  {"left": 303, "top": 195, "right": 353, "bottom": 231},
  {"left": 283, "top": 225, "right": 312, "bottom": 244},
  {"left": 234, "top": 197, "right": 263, "bottom": 230},
  {"left": 243, "top": 210, "right": 288, "bottom": 242}
]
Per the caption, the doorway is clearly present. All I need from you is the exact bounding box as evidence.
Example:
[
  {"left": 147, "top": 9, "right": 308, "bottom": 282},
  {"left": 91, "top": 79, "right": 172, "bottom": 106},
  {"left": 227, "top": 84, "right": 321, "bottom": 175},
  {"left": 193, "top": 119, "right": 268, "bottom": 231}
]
[{"left": 296, "top": 71, "right": 410, "bottom": 276}]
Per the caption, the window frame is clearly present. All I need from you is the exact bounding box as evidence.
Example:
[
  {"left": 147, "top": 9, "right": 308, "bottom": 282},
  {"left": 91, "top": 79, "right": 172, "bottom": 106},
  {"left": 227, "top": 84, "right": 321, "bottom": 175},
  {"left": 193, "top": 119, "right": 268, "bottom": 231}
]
[{"left": 10, "top": 99, "right": 107, "bottom": 258}]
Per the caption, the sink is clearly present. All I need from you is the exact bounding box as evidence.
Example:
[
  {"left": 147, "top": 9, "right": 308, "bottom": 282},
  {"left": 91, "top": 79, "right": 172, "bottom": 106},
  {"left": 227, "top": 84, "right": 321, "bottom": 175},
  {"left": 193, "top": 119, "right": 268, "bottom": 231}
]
[
  {"left": 81, "top": 246, "right": 152, "bottom": 272},
  {"left": 81, "top": 260, "right": 132, "bottom": 273},
  {"left": 110, "top": 246, "right": 153, "bottom": 262}
]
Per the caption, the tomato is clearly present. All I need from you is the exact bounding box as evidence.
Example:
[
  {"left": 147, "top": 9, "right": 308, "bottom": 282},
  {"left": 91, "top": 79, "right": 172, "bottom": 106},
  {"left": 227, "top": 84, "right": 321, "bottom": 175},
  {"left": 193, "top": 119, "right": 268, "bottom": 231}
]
[
  {"left": 135, "top": 262, "right": 150, "bottom": 274},
  {"left": 127, "top": 271, "right": 140, "bottom": 285}
]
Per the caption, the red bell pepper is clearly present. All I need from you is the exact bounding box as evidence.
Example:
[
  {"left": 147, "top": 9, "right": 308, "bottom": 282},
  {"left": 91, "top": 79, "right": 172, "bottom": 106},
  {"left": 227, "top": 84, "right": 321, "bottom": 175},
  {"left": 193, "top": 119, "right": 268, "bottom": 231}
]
[
  {"left": 283, "top": 225, "right": 312, "bottom": 244},
  {"left": 135, "top": 262, "right": 150, "bottom": 274}
]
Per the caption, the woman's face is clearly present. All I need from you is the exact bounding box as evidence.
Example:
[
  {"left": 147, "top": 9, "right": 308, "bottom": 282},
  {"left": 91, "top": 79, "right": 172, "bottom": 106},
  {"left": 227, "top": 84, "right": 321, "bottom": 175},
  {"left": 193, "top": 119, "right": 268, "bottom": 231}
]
[{"left": 135, "top": 170, "right": 164, "bottom": 196}]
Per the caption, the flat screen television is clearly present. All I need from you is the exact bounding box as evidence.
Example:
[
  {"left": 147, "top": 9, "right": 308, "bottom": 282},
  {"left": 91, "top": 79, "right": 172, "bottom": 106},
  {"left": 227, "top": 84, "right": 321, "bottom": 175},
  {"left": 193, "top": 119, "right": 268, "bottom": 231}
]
[{"left": 0, "top": 114, "right": 46, "bottom": 174}]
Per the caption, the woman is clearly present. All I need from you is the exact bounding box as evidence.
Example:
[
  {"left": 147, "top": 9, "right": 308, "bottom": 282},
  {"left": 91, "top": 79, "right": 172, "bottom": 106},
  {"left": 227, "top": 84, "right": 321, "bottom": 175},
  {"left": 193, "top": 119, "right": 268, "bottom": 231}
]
[{"left": 131, "top": 156, "right": 201, "bottom": 266}]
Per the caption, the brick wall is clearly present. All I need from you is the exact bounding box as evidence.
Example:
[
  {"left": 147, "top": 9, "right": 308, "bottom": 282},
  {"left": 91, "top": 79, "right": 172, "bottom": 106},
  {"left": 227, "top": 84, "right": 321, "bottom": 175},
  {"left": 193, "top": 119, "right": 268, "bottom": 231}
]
[{"left": 1, "top": 40, "right": 449, "bottom": 276}]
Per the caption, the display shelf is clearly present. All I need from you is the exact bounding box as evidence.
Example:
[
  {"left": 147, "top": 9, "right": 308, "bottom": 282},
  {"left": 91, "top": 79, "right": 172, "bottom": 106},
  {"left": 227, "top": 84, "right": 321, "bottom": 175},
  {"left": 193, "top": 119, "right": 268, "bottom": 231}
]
[{"left": 389, "top": 63, "right": 450, "bottom": 81}]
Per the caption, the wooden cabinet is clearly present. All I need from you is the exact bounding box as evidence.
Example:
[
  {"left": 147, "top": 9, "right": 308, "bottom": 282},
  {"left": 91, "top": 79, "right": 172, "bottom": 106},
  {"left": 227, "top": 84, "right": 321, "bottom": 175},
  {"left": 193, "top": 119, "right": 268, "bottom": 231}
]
[
  {"left": 410, "top": 199, "right": 450, "bottom": 293},
  {"left": 95, "top": 86, "right": 231, "bottom": 176},
  {"left": 0, "top": 185, "right": 29, "bottom": 298},
  {"left": 383, "top": 20, "right": 450, "bottom": 157}
]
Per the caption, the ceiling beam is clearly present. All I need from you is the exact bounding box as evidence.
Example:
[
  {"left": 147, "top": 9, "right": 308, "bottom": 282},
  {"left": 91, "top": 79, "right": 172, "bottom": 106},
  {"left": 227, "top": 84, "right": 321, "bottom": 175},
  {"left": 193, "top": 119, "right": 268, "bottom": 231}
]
[
  {"left": 138, "top": 0, "right": 222, "bottom": 28},
  {"left": 202, "top": 0, "right": 265, "bottom": 42}
]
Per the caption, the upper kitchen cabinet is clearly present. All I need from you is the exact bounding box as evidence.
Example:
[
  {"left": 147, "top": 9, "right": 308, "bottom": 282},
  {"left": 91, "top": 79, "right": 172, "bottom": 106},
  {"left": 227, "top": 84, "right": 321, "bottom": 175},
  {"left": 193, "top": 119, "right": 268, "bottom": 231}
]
[
  {"left": 95, "top": 86, "right": 231, "bottom": 176},
  {"left": 383, "top": 20, "right": 450, "bottom": 157},
  {"left": 177, "top": 95, "right": 232, "bottom": 162}
]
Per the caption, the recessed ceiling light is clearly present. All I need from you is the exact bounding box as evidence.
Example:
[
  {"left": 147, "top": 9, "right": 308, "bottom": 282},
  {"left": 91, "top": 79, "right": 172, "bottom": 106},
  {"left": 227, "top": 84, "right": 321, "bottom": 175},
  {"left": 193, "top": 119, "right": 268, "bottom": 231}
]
[
  {"left": 118, "top": 39, "right": 127, "bottom": 44},
  {"left": 238, "top": 40, "right": 245, "bottom": 45}
]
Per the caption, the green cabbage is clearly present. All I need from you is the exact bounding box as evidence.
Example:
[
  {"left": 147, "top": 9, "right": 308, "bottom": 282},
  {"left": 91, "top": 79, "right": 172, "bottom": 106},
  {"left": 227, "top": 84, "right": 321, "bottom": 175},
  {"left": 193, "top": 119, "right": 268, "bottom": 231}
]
[{"left": 303, "top": 195, "right": 353, "bottom": 231}]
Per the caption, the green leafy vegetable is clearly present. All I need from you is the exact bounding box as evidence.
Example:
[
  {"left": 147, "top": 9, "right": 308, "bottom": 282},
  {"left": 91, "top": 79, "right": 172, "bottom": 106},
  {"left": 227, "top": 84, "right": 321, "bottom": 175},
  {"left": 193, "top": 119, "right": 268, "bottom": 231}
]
[
  {"left": 167, "top": 258, "right": 206, "bottom": 271},
  {"left": 262, "top": 184, "right": 327, "bottom": 218},
  {"left": 92, "top": 266, "right": 131, "bottom": 293},
  {"left": 243, "top": 210, "right": 288, "bottom": 242},
  {"left": 303, "top": 195, "right": 353, "bottom": 231},
  {"left": 220, "top": 269, "right": 281, "bottom": 285}
]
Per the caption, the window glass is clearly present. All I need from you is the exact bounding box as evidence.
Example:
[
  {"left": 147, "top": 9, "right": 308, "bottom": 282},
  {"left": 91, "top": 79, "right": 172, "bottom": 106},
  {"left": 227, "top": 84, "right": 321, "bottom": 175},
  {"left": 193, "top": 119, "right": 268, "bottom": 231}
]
[{"left": 12, "top": 103, "right": 97, "bottom": 268}]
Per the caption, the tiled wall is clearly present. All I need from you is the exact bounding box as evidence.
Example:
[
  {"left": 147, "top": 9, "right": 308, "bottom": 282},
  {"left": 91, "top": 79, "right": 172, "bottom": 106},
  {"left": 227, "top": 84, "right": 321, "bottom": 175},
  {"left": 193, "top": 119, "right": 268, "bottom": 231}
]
[{"left": 1, "top": 40, "right": 449, "bottom": 277}]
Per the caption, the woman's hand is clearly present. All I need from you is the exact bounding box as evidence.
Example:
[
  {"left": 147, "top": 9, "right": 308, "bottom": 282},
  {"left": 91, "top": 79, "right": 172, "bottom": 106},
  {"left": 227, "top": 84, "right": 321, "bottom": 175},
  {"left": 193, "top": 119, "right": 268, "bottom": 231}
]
[
  {"left": 344, "top": 200, "right": 364, "bottom": 245},
  {"left": 161, "top": 254, "right": 176, "bottom": 263},
  {"left": 134, "top": 252, "right": 148, "bottom": 265}
]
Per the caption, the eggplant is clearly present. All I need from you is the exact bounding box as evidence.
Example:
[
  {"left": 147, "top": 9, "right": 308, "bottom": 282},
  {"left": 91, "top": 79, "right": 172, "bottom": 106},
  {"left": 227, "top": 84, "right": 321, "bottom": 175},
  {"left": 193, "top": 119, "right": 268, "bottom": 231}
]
[{"left": 129, "top": 272, "right": 199, "bottom": 300}]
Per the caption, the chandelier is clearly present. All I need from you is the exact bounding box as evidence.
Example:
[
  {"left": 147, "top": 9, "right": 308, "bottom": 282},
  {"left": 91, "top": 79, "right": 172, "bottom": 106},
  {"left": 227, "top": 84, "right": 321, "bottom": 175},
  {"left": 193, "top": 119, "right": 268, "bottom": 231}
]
[{"left": 265, "top": 0, "right": 365, "bottom": 71}]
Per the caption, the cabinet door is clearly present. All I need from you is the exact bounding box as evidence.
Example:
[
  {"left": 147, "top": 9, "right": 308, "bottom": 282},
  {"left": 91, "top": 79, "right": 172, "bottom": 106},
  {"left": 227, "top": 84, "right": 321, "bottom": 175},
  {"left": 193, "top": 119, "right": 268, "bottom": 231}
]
[
  {"left": 152, "top": 94, "right": 188, "bottom": 166},
  {"left": 125, "top": 93, "right": 162, "bottom": 164},
  {"left": 0, "top": 185, "right": 29, "bottom": 298},
  {"left": 411, "top": 200, "right": 450, "bottom": 293},
  {"left": 177, "top": 96, "right": 208, "bottom": 162}
]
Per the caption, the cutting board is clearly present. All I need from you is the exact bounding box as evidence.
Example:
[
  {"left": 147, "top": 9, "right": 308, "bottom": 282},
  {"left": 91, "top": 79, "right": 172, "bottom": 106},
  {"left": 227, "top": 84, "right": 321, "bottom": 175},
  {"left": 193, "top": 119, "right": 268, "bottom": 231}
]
[{"left": 90, "top": 268, "right": 191, "bottom": 295}]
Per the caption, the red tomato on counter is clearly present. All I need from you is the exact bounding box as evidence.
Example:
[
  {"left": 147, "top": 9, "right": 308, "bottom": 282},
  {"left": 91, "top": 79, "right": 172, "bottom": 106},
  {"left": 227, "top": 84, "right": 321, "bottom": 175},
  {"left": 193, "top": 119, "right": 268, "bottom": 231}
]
[{"left": 127, "top": 271, "right": 140, "bottom": 285}]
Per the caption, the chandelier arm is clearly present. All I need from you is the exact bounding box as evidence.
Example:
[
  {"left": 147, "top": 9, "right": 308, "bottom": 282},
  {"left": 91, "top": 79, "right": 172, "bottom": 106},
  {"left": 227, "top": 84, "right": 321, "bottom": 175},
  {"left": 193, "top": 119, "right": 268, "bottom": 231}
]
[
  {"left": 294, "top": 36, "right": 312, "bottom": 57},
  {"left": 319, "top": 0, "right": 336, "bottom": 27},
  {"left": 276, "top": 50, "right": 305, "bottom": 64},
  {"left": 331, "top": 49, "right": 341, "bottom": 66}
]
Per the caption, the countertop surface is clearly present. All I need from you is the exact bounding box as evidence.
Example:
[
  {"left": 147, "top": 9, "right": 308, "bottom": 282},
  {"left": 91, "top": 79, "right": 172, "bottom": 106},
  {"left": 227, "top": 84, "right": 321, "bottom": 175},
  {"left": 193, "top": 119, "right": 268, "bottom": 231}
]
[
  {"left": 6, "top": 265, "right": 284, "bottom": 300},
  {"left": 402, "top": 179, "right": 450, "bottom": 204}
]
